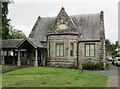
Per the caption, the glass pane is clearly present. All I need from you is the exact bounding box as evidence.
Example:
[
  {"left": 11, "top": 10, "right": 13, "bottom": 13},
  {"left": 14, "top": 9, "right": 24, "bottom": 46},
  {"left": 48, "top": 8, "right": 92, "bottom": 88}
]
[
  {"left": 90, "top": 45, "right": 95, "bottom": 56},
  {"left": 56, "top": 44, "right": 59, "bottom": 56},
  {"left": 90, "top": 45, "right": 95, "bottom": 51},
  {"left": 86, "top": 50, "right": 89, "bottom": 56},
  {"left": 70, "top": 43, "right": 73, "bottom": 50},
  {"left": 85, "top": 45, "right": 89, "bottom": 56},
  {"left": 90, "top": 50, "right": 95, "bottom": 56},
  {"left": 86, "top": 45, "right": 89, "bottom": 51},
  {"left": 60, "top": 44, "right": 64, "bottom": 56}
]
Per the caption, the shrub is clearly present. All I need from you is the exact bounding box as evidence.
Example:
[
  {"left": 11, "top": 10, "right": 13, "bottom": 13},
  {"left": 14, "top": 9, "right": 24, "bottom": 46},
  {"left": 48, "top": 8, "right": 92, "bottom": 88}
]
[
  {"left": 82, "top": 61, "right": 95, "bottom": 70},
  {"left": 94, "top": 61, "right": 104, "bottom": 70},
  {"left": 82, "top": 61, "right": 104, "bottom": 70}
]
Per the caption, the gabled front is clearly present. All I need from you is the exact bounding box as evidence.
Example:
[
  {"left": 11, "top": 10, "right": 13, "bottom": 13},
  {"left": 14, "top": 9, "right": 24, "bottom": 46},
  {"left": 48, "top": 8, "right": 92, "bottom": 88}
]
[{"left": 48, "top": 7, "right": 78, "bottom": 34}]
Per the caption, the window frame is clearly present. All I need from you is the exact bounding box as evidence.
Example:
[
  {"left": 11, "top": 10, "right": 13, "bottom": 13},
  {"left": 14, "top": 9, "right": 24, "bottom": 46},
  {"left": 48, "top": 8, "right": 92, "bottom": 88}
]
[
  {"left": 85, "top": 44, "right": 95, "bottom": 57},
  {"left": 56, "top": 43, "right": 64, "bottom": 57}
]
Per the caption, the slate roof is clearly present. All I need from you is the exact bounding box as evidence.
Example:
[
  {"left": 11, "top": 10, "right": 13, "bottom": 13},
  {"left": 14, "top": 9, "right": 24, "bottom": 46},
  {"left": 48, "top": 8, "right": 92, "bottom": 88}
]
[
  {"left": 2, "top": 38, "right": 45, "bottom": 48},
  {"left": 2, "top": 39, "right": 23, "bottom": 48},
  {"left": 29, "top": 13, "right": 101, "bottom": 41},
  {"left": 27, "top": 38, "right": 44, "bottom": 48},
  {"left": 29, "top": 17, "right": 55, "bottom": 41}
]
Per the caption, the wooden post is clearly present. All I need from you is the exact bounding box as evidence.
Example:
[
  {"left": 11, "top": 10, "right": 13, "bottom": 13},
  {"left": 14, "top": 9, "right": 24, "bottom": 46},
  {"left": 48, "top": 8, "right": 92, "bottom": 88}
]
[
  {"left": 27, "top": 58, "right": 30, "bottom": 65},
  {"left": 34, "top": 48, "right": 38, "bottom": 67},
  {"left": 12, "top": 49, "right": 15, "bottom": 64},
  {"left": 17, "top": 49, "right": 21, "bottom": 66},
  {"left": 2, "top": 50, "right": 5, "bottom": 65}
]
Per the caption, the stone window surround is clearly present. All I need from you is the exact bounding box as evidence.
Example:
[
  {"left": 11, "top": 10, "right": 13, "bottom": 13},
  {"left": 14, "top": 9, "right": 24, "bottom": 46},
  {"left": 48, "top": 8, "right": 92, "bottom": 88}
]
[{"left": 85, "top": 43, "right": 95, "bottom": 57}]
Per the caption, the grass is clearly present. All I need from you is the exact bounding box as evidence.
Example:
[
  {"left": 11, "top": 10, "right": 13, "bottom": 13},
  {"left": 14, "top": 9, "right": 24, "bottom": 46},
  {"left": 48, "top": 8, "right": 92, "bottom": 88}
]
[
  {"left": 2, "top": 67, "right": 108, "bottom": 87},
  {"left": 1, "top": 65, "right": 17, "bottom": 71}
]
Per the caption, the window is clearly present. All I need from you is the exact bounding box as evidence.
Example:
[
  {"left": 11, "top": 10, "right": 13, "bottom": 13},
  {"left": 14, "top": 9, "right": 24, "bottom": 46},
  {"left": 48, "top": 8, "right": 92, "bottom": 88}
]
[
  {"left": 56, "top": 43, "right": 64, "bottom": 57},
  {"left": 70, "top": 43, "right": 74, "bottom": 57},
  {"left": 85, "top": 44, "right": 95, "bottom": 57}
]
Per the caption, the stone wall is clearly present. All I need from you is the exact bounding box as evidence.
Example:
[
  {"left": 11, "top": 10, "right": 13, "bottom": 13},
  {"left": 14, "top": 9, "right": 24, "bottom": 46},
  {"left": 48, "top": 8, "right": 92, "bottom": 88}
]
[{"left": 47, "top": 34, "right": 78, "bottom": 67}]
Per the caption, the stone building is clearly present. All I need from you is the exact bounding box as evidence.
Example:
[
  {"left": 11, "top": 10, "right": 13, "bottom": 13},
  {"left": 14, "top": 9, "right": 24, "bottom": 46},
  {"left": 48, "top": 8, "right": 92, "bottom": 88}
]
[{"left": 1, "top": 7, "right": 105, "bottom": 68}]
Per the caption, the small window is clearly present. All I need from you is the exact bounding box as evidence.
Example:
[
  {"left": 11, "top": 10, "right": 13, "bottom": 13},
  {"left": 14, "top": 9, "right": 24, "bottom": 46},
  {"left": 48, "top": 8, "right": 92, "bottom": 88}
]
[
  {"left": 56, "top": 43, "right": 64, "bottom": 57},
  {"left": 70, "top": 43, "right": 74, "bottom": 57},
  {"left": 85, "top": 44, "right": 95, "bottom": 57}
]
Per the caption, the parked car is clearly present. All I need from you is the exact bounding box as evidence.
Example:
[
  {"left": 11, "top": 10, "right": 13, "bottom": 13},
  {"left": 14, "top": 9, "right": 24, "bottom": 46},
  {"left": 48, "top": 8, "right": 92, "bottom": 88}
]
[{"left": 112, "top": 55, "right": 120, "bottom": 66}]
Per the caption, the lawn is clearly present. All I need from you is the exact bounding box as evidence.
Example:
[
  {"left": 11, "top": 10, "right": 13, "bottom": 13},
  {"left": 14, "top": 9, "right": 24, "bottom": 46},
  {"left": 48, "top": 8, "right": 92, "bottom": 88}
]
[{"left": 2, "top": 67, "right": 108, "bottom": 87}]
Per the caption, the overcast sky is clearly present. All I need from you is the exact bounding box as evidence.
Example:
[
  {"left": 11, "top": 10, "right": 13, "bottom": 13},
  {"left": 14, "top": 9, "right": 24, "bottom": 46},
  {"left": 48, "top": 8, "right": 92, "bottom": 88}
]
[{"left": 8, "top": 0, "right": 118, "bottom": 43}]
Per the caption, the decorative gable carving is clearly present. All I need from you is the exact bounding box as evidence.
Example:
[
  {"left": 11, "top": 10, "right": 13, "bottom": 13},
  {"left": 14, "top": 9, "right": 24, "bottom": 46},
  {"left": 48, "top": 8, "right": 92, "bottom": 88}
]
[{"left": 48, "top": 7, "right": 78, "bottom": 34}]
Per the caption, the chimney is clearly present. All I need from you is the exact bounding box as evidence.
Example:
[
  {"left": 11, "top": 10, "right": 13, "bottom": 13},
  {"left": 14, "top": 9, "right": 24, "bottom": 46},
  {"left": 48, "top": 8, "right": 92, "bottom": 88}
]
[{"left": 100, "top": 11, "right": 104, "bottom": 21}]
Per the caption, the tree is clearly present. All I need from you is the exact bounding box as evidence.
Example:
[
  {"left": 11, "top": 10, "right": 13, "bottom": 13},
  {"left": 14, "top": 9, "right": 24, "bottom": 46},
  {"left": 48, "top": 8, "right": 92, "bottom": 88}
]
[
  {"left": 105, "top": 39, "right": 112, "bottom": 56},
  {"left": 9, "top": 28, "right": 26, "bottom": 39},
  {"left": 2, "top": 1, "right": 11, "bottom": 39},
  {"left": 1, "top": 0, "right": 26, "bottom": 39},
  {"left": 105, "top": 40, "right": 120, "bottom": 58},
  {"left": 111, "top": 41, "right": 120, "bottom": 58}
]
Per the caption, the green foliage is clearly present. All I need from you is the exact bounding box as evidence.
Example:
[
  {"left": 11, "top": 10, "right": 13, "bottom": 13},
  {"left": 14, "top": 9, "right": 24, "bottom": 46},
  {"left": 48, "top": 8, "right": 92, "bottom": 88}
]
[
  {"left": 94, "top": 61, "right": 104, "bottom": 70},
  {"left": 105, "top": 40, "right": 120, "bottom": 58},
  {"left": 9, "top": 28, "right": 26, "bottom": 39},
  {"left": 82, "top": 61, "right": 95, "bottom": 70},
  {"left": 1, "top": 1, "right": 25, "bottom": 39},
  {"left": 111, "top": 41, "right": 120, "bottom": 58},
  {"left": 2, "top": 2, "right": 11, "bottom": 39},
  {"left": 82, "top": 61, "right": 104, "bottom": 70},
  {"left": 105, "top": 39, "right": 112, "bottom": 55},
  {"left": 2, "top": 67, "right": 108, "bottom": 87}
]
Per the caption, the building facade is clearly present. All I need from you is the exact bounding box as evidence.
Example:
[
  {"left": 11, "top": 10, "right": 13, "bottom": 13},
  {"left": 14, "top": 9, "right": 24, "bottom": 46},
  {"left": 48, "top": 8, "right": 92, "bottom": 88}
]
[{"left": 1, "top": 7, "right": 105, "bottom": 68}]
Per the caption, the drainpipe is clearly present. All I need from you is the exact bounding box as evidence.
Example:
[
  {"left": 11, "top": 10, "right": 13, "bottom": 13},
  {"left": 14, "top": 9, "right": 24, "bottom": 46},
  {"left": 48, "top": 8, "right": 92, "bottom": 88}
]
[{"left": 77, "top": 41, "right": 79, "bottom": 68}]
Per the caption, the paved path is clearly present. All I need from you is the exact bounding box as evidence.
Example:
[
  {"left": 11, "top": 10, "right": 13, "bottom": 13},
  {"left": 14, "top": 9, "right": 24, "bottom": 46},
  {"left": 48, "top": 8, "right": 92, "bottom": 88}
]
[
  {"left": 0, "top": 65, "right": 31, "bottom": 74},
  {"left": 90, "top": 63, "right": 118, "bottom": 87}
]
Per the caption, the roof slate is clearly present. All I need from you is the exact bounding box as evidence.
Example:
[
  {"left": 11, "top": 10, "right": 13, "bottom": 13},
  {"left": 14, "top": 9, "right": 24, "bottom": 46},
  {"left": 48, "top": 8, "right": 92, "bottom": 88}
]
[
  {"left": 28, "top": 38, "right": 44, "bottom": 48},
  {"left": 29, "top": 13, "right": 101, "bottom": 41},
  {"left": 2, "top": 38, "right": 45, "bottom": 48},
  {"left": 2, "top": 39, "right": 23, "bottom": 48}
]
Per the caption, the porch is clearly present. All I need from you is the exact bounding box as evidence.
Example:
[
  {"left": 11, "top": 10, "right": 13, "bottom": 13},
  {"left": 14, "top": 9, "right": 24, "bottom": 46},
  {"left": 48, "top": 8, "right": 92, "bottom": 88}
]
[{"left": 2, "top": 38, "right": 47, "bottom": 67}]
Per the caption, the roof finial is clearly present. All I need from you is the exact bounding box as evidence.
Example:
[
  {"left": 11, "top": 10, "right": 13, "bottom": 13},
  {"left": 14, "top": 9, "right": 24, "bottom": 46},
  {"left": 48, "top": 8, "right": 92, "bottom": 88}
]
[
  {"left": 61, "top": 7, "right": 65, "bottom": 11},
  {"left": 38, "top": 16, "right": 41, "bottom": 19},
  {"left": 100, "top": 11, "right": 104, "bottom": 14}
]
